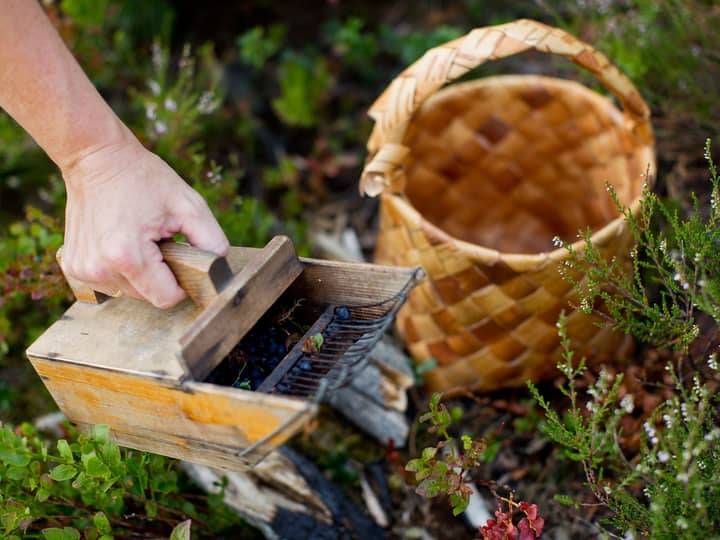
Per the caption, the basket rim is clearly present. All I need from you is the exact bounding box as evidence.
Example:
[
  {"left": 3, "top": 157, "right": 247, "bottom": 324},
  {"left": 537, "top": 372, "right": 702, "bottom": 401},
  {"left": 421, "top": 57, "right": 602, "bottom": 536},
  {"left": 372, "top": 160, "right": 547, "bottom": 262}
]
[
  {"left": 383, "top": 193, "right": 646, "bottom": 272},
  {"left": 384, "top": 75, "right": 656, "bottom": 270},
  {"left": 408, "top": 73, "right": 631, "bottom": 120}
]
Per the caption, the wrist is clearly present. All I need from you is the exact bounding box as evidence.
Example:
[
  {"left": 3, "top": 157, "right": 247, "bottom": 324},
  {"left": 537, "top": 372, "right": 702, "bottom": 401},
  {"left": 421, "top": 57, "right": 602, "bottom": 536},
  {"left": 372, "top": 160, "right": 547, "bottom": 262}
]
[{"left": 60, "top": 121, "right": 144, "bottom": 187}]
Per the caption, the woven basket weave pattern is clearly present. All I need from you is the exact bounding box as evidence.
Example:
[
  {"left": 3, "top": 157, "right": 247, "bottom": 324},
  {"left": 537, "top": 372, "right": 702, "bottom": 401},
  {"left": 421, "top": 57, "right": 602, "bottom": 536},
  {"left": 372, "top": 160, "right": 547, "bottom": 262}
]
[{"left": 360, "top": 20, "right": 654, "bottom": 394}]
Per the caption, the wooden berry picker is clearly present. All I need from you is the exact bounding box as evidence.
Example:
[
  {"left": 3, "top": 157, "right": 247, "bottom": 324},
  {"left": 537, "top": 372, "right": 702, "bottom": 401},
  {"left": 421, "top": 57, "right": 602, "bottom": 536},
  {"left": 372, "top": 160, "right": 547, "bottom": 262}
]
[{"left": 26, "top": 236, "right": 422, "bottom": 470}]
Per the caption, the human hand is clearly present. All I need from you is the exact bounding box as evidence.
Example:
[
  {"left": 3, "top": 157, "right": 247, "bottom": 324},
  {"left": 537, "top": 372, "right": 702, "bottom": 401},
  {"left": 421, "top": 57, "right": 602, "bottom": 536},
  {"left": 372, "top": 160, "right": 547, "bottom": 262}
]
[{"left": 60, "top": 137, "right": 229, "bottom": 309}]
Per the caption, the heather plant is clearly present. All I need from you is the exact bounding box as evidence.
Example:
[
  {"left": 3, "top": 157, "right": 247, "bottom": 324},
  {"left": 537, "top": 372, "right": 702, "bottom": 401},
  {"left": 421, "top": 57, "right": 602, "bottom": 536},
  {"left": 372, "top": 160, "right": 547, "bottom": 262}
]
[
  {"left": 558, "top": 139, "right": 720, "bottom": 351},
  {"left": 529, "top": 315, "right": 720, "bottom": 538},
  {"left": 546, "top": 0, "right": 720, "bottom": 126},
  {"left": 530, "top": 140, "right": 720, "bottom": 538}
]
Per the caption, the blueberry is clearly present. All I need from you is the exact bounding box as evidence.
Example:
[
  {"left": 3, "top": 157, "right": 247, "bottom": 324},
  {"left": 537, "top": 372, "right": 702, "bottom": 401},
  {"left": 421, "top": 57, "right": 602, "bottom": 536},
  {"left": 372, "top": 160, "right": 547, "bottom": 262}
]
[
  {"left": 299, "top": 360, "right": 313, "bottom": 371},
  {"left": 335, "top": 306, "right": 351, "bottom": 321}
]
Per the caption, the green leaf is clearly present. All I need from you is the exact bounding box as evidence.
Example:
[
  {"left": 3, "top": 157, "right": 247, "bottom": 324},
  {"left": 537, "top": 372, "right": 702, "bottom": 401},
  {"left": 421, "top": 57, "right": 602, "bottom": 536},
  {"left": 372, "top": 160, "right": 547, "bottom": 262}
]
[
  {"left": 91, "top": 425, "right": 110, "bottom": 444},
  {"left": 450, "top": 493, "right": 469, "bottom": 515},
  {"left": 237, "top": 25, "right": 285, "bottom": 68},
  {"left": 60, "top": 0, "right": 107, "bottom": 26},
  {"left": 36, "top": 487, "right": 51, "bottom": 502},
  {"left": 49, "top": 464, "right": 77, "bottom": 482},
  {"left": 6, "top": 466, "right": 28, "bottom": 480},
  {"left": 42, "top": 527, "right": 81, "bottom": 540},
  {"left": 84, "top": 456, "right": 110, "bottom": 479},
  {"left": 92, "top": 513, "right": 111, "bottom": 535},
  {"left": 170, "top": 519, "right": 192, "bottom": 540},
  {"left": 57, "top": 440, "right": 74, "bottom": 463},
  {"left": 0, "top": 448, "right": 31, "bottom": 467},
  {"left": 554, "top": 494, "right": 579, "bottom": 508},
  {"left": 145, "top": 500, "right": 158, "bottom": 519},
  {"left": 271, "top": 53, "right": 332, "bottom": 128}
]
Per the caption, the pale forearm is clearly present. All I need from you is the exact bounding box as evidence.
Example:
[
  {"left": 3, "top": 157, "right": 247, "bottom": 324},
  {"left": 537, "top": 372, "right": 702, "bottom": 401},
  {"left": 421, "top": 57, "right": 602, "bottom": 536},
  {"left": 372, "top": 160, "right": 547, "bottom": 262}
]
[
  {"left": 1, "top": 1, "right": 228, "bottom": 309},
  {"left": 0, "top": 0, "right": 130, "bottom": 173}
]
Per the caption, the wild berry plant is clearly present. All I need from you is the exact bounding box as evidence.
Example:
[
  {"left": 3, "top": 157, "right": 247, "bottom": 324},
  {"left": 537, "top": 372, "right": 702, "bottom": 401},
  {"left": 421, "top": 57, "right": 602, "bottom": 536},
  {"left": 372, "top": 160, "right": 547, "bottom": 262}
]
[
  {"left": 405, "top": 393, "right": 544, "bottom": 538},
  {"left": 0, "top": 422, "right": 244, "bottom": 538}
]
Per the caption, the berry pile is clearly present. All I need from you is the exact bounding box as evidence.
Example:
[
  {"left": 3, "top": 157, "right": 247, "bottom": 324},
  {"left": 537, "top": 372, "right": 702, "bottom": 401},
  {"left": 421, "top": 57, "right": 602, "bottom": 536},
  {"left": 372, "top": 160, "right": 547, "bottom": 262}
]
[
  {"left": 204, "top": 321, "right": 289, "bottom": 390},
  {"left": 204, "top": 299, "right": 351, "bottom": 392}
]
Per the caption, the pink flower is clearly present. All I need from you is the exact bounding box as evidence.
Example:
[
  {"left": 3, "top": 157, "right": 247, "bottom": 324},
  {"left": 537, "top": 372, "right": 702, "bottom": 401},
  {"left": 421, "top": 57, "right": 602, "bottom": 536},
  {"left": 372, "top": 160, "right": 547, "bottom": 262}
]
[
  {"left": 480, "top": 511, "right": 517, "bottom": 540},
  {"left": 517, "top": 503, "right": 545, "bottom": 539}
]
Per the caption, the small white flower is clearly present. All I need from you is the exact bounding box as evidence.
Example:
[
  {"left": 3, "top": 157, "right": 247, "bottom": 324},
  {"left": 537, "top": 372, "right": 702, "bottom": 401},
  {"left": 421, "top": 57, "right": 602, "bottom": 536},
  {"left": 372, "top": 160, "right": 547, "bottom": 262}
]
[
  {"left": 154, "top": 121, "right": 168, "bottom": 135},
  {"left": 552, "top": 236, "right": 562, "bottom": 248},
  {"left": 148, "top": 79, "right": 161, "bottom": 96},
  {"left": 657, "top": 450, "right": 670, "bottom": 463},
  {"left": 673, "top": 272, "right": 681, "bottom": 282},
  {"left": 621, "top": 394, "right": 634, "bottom": 413},
  {"left": 676, "top": 472, "right": 689, "bottom": 484},
  {"left": 662, "top": 414, "right": 673, "bottom": 429},
  {"left": 152, "top": 42, "right": 163, "bottom": 68},
  {"left": 145, "top": 102, "right": 157, "bottom": 120},
  {"left": 197, "top": 91, "right": 218, "bottom": 114},
  {"left": 708, "top": 353, "right": 718, "bottom": 371},
  {"left": 676, "top": 517, "right": 689, "bottom": 530},
  {"left": 164, "top": 97, "right": 177, "bottom": 112}
]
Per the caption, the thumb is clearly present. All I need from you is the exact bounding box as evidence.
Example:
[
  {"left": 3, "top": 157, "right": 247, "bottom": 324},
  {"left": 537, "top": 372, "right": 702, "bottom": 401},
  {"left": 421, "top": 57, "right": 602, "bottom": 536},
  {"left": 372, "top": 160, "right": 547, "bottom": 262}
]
[{"left": 178, "top": 198, "right": 229, "bottom": 256}]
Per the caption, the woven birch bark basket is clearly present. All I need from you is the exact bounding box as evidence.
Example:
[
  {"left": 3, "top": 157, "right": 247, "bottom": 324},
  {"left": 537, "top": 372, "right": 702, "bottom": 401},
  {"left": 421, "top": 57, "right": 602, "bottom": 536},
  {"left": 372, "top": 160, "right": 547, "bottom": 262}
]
[{"left": 359, "top": 19, "right": 656, "bottom": 394}]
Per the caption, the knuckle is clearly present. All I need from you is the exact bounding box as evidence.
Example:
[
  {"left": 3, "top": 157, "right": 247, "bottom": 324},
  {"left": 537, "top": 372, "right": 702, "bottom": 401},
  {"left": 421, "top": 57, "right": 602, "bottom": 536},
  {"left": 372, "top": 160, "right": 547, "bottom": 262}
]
[
  {"left": 102, "top": 245, "right": 138, "bottom": 275},
  {"left": 79, "top": 262, "right": 110, "bottom": 284}
]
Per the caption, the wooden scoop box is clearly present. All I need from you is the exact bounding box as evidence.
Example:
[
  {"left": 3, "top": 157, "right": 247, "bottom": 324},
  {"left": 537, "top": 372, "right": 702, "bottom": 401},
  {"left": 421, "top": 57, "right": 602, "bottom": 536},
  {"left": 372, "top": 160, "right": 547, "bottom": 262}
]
[{"left": 26, "top": 237, "right": 421, "bottom": 471}]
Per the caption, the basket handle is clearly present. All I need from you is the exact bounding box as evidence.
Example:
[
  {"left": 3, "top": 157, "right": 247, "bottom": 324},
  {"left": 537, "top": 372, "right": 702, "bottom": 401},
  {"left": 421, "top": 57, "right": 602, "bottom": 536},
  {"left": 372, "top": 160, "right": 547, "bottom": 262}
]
[{"left": 359, "top": 18, "right": 653, "bottom": 196}]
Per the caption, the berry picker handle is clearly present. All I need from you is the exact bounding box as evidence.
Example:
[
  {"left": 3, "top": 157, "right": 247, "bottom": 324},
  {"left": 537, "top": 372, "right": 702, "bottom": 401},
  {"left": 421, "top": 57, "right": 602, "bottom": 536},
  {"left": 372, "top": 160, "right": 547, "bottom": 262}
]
[{"left": 56, "top": 242, "right": 233, "bottom": 310}]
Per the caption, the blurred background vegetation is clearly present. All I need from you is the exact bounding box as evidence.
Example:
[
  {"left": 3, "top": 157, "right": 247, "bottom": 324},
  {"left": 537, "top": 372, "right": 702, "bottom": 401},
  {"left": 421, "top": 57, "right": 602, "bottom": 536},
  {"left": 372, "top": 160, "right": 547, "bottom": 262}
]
[{"left": 1, "top": 0, "right": 719, "bottom": 537}]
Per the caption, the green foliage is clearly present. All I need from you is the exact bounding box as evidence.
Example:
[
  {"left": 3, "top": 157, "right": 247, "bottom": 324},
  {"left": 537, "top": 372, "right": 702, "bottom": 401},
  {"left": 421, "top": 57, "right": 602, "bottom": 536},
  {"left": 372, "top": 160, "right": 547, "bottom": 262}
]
[
  {"left": 0, "top": 207, "right": 69, "bottom": 363},
  {"left": 323, "top": 17, "right": 378, "bottom": 72},
  {"left": 532, "top": 142, "right": 720, "bottom": 538},
  {"left": 405, "top": 393, "right": 492, "bottom": 516},
  {"left": 237, "top": 25, "right": 286, "bottom": 68},
  {"left": 559, "top": 140, "right": 720, "bottom": 351},
  {"left": 379, "top": 24, "right": 463, "bottom": 65},
  {"left": 551, "top": 0, "right": 720, "bottom": 125},
  {"left": 530, "top": 320, "right": 720, "bottom": 538},
  {"left": 60, "top": 0, "right": 108, "bottom": 27},
  {"left": 0, "top": 422, "right": 245, "bottom": 538},
  {"left": 130, "top": 42, "right": 222, "bottom": 171},
  {"left": 272, "top": 52, "right": 334, "bottom": 128}
]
